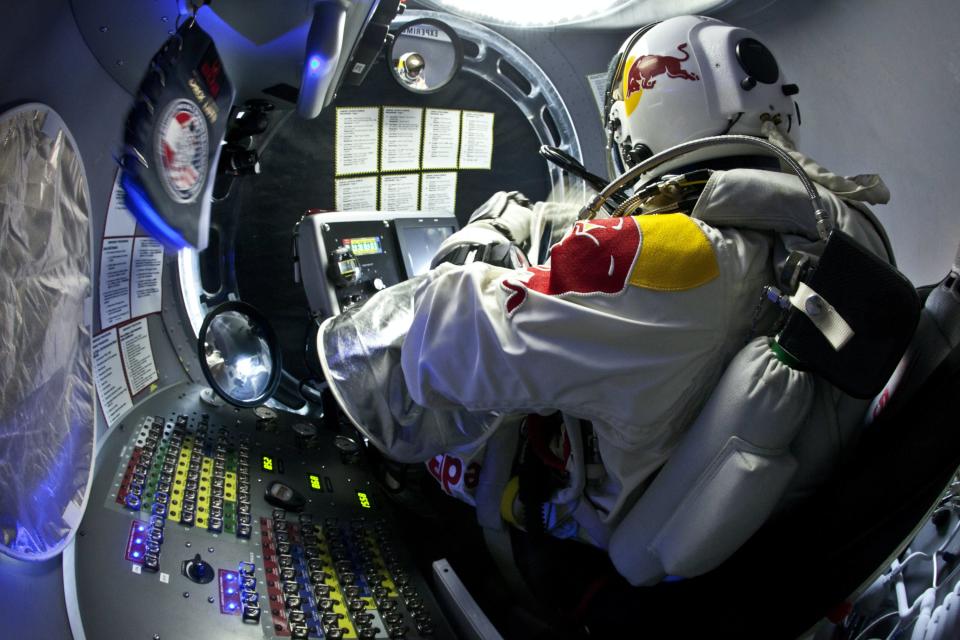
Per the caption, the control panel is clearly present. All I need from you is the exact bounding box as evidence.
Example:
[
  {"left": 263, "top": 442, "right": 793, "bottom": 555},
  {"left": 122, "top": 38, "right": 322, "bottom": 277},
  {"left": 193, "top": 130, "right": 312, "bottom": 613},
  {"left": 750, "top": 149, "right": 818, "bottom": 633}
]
[
  {"left": 69, "top": 384, "right": 454, "bottom": 640},
  {"left": 295, "top": 211, "right": 458, "bottom": 319}
]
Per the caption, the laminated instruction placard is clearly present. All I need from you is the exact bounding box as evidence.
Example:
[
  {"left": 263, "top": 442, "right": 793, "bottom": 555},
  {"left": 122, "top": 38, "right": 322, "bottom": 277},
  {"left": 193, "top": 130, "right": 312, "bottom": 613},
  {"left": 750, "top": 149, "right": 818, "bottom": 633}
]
[
  {"left": 380, "top": 106, "right": 423, "bottom": 173},
  {"left": 335, "top": 107, "right": 379, "bottom": 176},
  {"left": 103, "top": 173, "right": 137, "bottom": 236},
  {"left": 93, "top": 319, "right": 160, "bottom": 428},
  {"left": 421, "top": 172, "right": 457, "bottom": 213},
  {"left": 95, "top": 170, "right": 163, "bottom": 426},
  {"left": 119, "top": 318, "right": 159, "bottom": 396},
  {"left": 335, "top": 176, "right": 378, "bottom": 211},
  {"left": 92, "top": 328, "right": 133, "bottom": 428},
  {"left": 459, "top": 110, "right": 495, "bottom": 170},
  {"left": 380, "top": 174, "right": 420, "bottom": 210},
  {"left": 332, "top": 106, "right": 496, "bottom": 215},
  {"left": 587, "top": 72, "right": 609, "bottom": 120},
  {"left": 422, "top": 108, "right": 461, "bottom": 170},
  {"left": 99, "top": 170, "right": 164, "bottom": 331}
]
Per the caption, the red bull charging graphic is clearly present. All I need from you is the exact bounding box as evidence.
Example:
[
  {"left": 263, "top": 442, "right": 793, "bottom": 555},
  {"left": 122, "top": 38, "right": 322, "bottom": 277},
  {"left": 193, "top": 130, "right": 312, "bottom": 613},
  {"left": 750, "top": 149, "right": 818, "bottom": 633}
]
[{"left": 626, "top": 42, "right": 700, "bottom": 95}]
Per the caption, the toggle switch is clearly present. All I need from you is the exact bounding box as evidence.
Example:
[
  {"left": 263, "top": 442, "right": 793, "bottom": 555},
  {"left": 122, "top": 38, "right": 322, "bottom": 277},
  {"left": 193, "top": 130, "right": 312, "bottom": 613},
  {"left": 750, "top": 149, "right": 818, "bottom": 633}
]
[{"left": 182, "top": 553, "right": 215, "bottom": 584}]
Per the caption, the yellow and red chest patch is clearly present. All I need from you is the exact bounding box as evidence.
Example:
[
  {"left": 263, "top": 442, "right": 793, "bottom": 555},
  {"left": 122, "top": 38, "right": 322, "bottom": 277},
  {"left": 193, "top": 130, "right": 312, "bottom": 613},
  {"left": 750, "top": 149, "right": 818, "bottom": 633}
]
[{"left": 501, "top": 213, "right": 719, "bottom": 316}]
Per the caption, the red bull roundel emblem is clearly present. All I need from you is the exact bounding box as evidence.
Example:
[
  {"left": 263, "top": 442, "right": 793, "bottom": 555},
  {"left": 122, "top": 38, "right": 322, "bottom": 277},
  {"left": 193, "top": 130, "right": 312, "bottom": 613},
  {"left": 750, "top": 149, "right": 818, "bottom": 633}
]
[{"left": 154, "top": 99, "right": 209, "bottom": 204}]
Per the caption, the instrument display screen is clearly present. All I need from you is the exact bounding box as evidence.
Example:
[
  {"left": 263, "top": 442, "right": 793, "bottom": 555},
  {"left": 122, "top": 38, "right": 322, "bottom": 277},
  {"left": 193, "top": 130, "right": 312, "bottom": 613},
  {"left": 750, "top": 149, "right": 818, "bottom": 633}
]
[{"left": 342, "top": 236, "right": 383, "bottom": 256}]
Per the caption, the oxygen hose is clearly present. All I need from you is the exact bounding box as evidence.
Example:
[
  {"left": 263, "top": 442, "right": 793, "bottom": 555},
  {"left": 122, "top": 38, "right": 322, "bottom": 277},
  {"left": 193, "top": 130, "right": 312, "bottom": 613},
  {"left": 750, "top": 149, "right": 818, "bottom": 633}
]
[
  {"left": 539, "top": 145, "right": 610, "bottom": 194},
  {"left": 580, "top": 134, "right": 832, "bottom": 240},
  {"left": 539, "top": 145, "right": 627, "bottom": 211}
]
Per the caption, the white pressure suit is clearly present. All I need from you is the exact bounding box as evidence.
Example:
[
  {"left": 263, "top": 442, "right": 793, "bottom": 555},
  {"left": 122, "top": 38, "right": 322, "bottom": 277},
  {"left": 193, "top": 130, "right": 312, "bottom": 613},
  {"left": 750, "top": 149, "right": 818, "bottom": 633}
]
[{"left": 317, "top": 123, "right": 893, "bottom": 551}]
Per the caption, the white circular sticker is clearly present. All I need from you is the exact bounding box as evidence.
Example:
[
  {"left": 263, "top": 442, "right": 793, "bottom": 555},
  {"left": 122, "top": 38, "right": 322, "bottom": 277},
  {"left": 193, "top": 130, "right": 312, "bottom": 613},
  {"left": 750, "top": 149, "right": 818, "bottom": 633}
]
[{"left": 155, "top": 99, "right": 209, "bottom": 204}]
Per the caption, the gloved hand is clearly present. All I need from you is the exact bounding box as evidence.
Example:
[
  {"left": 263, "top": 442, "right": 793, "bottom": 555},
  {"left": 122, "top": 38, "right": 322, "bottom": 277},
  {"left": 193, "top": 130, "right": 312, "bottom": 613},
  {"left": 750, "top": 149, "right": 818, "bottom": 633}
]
[
  {"left": 316, "top": 269, "right": 499, "bottom": 463},
  {"left": 430, "top": 191, "right": 533, "bottom": 269}
]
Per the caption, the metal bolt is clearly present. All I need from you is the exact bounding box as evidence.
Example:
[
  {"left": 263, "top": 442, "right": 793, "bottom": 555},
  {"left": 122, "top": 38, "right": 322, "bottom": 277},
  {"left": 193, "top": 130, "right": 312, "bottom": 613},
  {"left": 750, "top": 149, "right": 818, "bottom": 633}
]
[
  {"left": 805, "top": 295, "right": 824, "bottom": 316},
  {"left": 99, "top": 26, "right": 108, "bottom": 32},
  {"left": 207, "top": 596, "right": 215, "bottom": 604},
  {"left": 183, "top": 592, "right": 190, "bottom": 598},
  {"left": 116, "top": 59, "right": 124, "bottom": 66}
]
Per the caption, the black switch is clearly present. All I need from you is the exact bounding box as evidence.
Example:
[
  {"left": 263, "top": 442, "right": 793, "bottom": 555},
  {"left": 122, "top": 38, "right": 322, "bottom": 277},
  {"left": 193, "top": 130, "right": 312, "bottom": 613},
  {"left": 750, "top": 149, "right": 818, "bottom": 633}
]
[
  {"left": 265, "top": 481, "right": 307, "bottom": 511},
  {"left": 182, "top": 553, "right": 214, "bottom": 584},
  {"left": 242, "top": 605, "right": 261, "bottom": 624},
  {"left": 288, "top": 611, "right": 306, "bottom": 624},
  {"left": 291, "top": 624, "right": 309, "bottom": 639},
  {"left": 143, "top": 553, "right": 160, "bottom": 573}
]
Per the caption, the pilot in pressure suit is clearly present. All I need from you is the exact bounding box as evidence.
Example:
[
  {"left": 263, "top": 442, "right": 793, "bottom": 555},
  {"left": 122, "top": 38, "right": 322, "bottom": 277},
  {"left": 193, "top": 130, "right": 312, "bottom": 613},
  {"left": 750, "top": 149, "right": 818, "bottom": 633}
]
[{"left": 317, "top": 16, "right": 895, "bottom": 558}]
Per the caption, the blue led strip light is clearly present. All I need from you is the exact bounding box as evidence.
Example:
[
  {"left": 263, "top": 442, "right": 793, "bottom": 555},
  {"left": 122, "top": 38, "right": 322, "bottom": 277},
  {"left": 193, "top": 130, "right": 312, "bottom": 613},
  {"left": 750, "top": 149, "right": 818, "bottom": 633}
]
[{"left": 120, "top": 171, "right": 190, "bottom": 251}]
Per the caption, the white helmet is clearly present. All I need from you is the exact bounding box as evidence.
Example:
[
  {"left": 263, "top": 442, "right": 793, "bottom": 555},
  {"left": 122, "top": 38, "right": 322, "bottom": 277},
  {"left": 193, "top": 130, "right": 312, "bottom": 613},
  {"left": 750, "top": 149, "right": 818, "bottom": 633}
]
[{"left": 605, "top": 15, "right": 800, "bottom": 176}]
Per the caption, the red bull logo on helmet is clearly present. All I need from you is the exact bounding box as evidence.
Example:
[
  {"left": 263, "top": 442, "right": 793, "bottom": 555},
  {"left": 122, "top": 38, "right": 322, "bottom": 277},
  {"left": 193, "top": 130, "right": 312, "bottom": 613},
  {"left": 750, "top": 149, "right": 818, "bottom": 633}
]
[
  {"left": 626, "top": 42, "right": 700, "bottom": 95},
  {"left": 502, "top": 217, "right": 642, "bottom": 316}
]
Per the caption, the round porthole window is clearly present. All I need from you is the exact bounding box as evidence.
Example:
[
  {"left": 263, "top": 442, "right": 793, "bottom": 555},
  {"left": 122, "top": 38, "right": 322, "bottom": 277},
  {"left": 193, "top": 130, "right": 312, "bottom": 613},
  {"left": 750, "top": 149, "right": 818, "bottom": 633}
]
[{"left": 0, "top": 103, "right": 95, "bottom": 561}]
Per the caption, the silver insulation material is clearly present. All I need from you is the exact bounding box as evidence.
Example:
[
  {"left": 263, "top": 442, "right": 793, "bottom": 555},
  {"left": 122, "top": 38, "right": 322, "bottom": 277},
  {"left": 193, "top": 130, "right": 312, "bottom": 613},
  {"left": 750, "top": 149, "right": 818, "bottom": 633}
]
[
  {"left": 318, "top": 273, "right": 499, "bottom": 463},
  {"left": 0, "top": 104, "right": 94, "bottom": 560}
]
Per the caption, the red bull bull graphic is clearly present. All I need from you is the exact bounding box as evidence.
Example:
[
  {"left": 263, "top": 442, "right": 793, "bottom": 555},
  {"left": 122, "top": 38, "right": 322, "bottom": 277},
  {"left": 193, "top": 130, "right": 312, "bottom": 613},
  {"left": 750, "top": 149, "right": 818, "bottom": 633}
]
[
  {"left": 626, "top": 42, "right": 700, "bottom": 95},
  {"left": 502, "top": 217, "right": 642, "bottom": 316}
]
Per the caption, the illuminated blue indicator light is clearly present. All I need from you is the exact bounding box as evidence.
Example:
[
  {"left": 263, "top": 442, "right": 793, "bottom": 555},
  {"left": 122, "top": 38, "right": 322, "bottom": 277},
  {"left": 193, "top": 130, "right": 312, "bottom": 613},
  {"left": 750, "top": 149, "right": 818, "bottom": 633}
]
[
  {"left": 137, "top": 525, "right": 145, "bottom": 532},
  {"left": 228, "top": 603, "right": 236, "bottom": 611},
  {"left": 309, "top": 56, "right": 321, "bottom": 71},
  {"left": 226, "top": 574, "right": 235, "bottom": 581},
  {"left": 227, "top": 588, "right": 235, "bottom": 595},
  {"left": 134, "top": 537, "right": 143, "bottom": 544},
  {"left": 132, "top": 551, "right": 141, "bottom": 558}
]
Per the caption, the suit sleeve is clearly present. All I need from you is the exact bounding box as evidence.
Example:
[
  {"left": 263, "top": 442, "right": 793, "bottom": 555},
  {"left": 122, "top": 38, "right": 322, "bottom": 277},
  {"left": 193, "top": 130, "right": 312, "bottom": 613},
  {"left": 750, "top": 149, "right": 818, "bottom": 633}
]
[{"left": 321, "top": 214, "right": 745, "bottom": 462}]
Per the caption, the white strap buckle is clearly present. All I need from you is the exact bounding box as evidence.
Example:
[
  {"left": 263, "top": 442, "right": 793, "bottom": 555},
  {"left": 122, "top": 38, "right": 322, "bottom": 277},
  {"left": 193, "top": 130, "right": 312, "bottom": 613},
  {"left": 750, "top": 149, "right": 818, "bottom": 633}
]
[{"left": 789, "top": 281, "right": 855, "bottom": 351}]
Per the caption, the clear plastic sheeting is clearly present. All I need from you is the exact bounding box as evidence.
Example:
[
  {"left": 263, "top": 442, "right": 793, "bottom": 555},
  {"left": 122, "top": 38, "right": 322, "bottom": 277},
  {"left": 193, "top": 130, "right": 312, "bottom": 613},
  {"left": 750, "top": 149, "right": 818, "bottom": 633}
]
[{"left": 0, "top": 104, "right": 94, "bottom": 561}]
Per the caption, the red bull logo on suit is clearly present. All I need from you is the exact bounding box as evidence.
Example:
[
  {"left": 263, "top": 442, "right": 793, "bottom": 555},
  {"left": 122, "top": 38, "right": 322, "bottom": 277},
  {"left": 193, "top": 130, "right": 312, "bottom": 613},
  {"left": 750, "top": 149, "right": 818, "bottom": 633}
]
[
  {"left": 501, "top": 217, "right": 643, "bottom": 315},
  {"left": 500, "top": 213, "right": 722, "bottom": 316}
]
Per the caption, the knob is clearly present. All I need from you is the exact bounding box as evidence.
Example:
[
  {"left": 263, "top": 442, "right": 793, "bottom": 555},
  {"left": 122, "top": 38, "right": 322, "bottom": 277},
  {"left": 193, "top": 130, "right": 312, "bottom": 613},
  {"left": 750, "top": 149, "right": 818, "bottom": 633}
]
[
  {"left": 182, "top": 553, "right": 214, "bottom": 584},
  {"left": 335, "top": 435, "right": 361, "bottom": 464}
]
